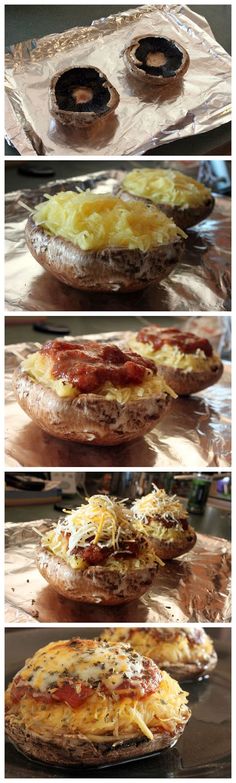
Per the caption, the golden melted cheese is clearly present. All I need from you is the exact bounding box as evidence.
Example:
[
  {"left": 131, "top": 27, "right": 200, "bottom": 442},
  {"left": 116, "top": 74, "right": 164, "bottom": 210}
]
[
  {"left": 22, "top": 351, "right": 177, "bottom": 402},
  {"left": 32, "top": 191, "right": 185, "bottom": 252},
  {"left": 129, "top": 336, "right": 221, "bottom": 375},
  {"left": 101, "top": 629, "right": 213, "bottom": 666},
  {"left": 6, "top": 663, "right": 189, "bottom": 743},
  {"left": 122, "top": 168, "right": 212, "bottom": 209},
  {"left": 12, "top": 640, "right": 150, "bottom": 694},
  {"left": 42, "top": 495, "right": 161, "bottom": 572}
]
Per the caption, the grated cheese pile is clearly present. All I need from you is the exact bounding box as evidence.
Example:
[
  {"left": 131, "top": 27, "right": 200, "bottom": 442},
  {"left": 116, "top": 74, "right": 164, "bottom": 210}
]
[
  {"left": 32, "top": 191, "right": 185, "bottom": 252},
  {"left": 122, "top": 168, "right": 212, "bottom": 209},
  {"left": 132, "top": 486, "right": 190, "bottom": 542},
  {"left": 42, "top": 495, "right": 160, "bottom": 572}
]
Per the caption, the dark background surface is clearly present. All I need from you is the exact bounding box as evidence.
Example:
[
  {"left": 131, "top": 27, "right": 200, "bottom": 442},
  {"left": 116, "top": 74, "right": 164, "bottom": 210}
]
[
  {"left": 5, "top": 4, "right": 231, "bottom": 156},
  {"left": 5, "top": 158, "right": 231, "bottom": 193},
  {"left": 5, "top": 627, "right": 231, "bottom": 778}
]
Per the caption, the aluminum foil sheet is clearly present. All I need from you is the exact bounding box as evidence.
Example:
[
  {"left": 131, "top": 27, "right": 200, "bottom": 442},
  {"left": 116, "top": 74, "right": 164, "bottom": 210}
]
[
  {"left": 5, "top": 170, "right": 231, "bottom": 312},
  {"left": 5, "top": 521, "right": 231, "bottom": 623},
  {"left": 5, "top": 334, "right": 231, "bottom": 468},
  {"left": 5, "top": 5, "right": 231, "bottom": 157}
]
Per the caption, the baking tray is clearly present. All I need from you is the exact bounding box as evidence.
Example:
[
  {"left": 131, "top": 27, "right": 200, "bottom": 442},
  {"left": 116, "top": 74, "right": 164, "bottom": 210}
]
[
  {"left": 5, "top": 5, "right": 231, "bottom": 157},
  {"left": 5, "top": 521, "right": 231, "bottom": 624},
  {"left": 5, "top": 627, "right": 231, "bottom": 778},
  {"left": 5, "top": 333, "right": 231, "bottom": 468},
  {"left": 5, "top": 170, "right": 231, "bottom": 312}
]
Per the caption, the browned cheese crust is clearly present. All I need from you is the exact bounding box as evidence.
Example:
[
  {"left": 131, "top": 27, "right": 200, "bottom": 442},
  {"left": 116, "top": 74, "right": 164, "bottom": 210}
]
[
  {"left": 115, "top": 187, "right": 215, "bottom": 230},
  {"left": 124, "top": 36, "right": 190, "bottom": 85},
  {"left": 36, "top": 548, "right": 157, "bottom": 605},
  {"left": 13, "top": 366, "right": 173, "bottom": 446},
  {"left": 162, "top": 651, "right": 218, "bottom": 682},
  {"left": 49, "top": 67, "right": 119, "bottom": 127},
  {"left": 150, "top": 527, "right": 197, "bottom": 561},
  {"left": 25, "top": 216, "right": 184, "bottom": 292},
  {"left": 146, "top": 361, "right": 224, "bottom": 396},
  {"left": 5, "top": 713, "right": 188, "bottom": 768}
]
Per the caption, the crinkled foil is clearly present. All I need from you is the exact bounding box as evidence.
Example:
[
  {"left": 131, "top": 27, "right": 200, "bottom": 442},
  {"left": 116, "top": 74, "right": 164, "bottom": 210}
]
[
  {"left": 5, "top": 334, "right": 231, "bottom": 468},
  {"left": 5, "top": 169, "right": 231, "bottom": 312},
  {"left": 5, "top": 5, "right": 231, "bottom": 156},
  {"left": 5, "top": 521, "right": 231, "bottom": 623}
]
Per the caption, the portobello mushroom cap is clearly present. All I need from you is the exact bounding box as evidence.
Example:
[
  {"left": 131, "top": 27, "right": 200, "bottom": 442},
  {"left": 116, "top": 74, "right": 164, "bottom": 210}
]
[
  {"left": 135, "top": 360, "right": 224, "bottom": 397},
  {"left": 49, "top": 66, "right": 119, "bottom": 127},
  {"left": 5, "top": 716, "right": 187, "bottom": 767},
  {"left": 148, "top": 526, "right": 197, "bottom": 561},
  {"left": 124, "top": 35, "right": 190, "bottom": 85},
  {"left": 163, "top": 651, "right": 218, "bottom": 682},
  {"left": 25, "top": 215, "right": 184, "bottom": 293},
  {"left": 13, "top": 366, "right": 174, "bottom": 446},
  {"left": 115, "top": 187, "right": 215, "bottom": 230},
  {"left": 36, "top": 547, "right": 158, "bottom": 605}
]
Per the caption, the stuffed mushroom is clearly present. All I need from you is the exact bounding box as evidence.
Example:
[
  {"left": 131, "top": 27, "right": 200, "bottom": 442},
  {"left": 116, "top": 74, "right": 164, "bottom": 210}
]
[
  {"left": 36, "top": 494, "right": 161, "bottom": 604},
  {"left": 49, "top": 66, "right": 119, "bottom": 127},
  {"left": 124, "top": 35, "right": 189, "bottom": 85},
  {"left": 25, "top": 191, "right": 186, "bottom": 292},
  {"left": 13, "top": 338, "right": 177, "bottom": 445},
  {"left": 5, "top": 637, "right": 191, "bottom": 767},
  {"left": 129, "top": 325, "right": 223, "bottom": 396},
  {"left": 132, "top": 486, "right": 196, "bottom": 560},
  {"left": 100, "top": 627, "right": 217, "bottom": 681},
  {"left": 117, "top": 168, "right": 214, "bottom": 229}
]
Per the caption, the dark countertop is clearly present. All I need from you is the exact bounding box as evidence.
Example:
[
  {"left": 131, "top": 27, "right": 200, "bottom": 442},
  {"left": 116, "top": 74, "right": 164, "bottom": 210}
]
[{"left": 5, "top": 4, "right": 231, "bottom": 156}]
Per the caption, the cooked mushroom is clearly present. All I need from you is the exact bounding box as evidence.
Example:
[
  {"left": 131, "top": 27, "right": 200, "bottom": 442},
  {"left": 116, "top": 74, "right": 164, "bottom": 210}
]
[
  {"left": 124, "top": 35, "right": 190, "bottom": 85},
  {"left": 49, "top": 66, "right": 120, "bottom": 127}
]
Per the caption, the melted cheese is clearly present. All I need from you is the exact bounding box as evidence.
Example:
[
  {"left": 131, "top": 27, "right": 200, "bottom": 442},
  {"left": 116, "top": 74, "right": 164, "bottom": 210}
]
[
  {"left": 129, "top": 337, "right": 221, "bottom": 375},
  {"left": 13, "top": 640, "right": 148, "bottom": 694},
  {"left": 22, "top": 351, "right": 177, "bottom": 402},
  {"left": 6, "top": 667, "right": 189, "bottom": 743},
  {"left": 32, "top": 191, "right": 185, "bottom": 252},
  {"left": 122, "top": 169, "right": 211, "bottom": 209},
  {"left": 101, "top": 629, "right": 213, "bottom": 665},
  {"left": 42, "top": 495, "right": 161, "bottom": 572}
]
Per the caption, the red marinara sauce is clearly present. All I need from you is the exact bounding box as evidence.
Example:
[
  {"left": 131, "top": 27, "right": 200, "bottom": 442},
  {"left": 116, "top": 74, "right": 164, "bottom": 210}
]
[
  {"left": 11, "top": 657, "right": 161, "bottom": 706},
  {"left": 41, "top": 340, "right": 157, "bottom": 393},
  {"left": 137, "top": 326, "right": 213, "bottom": 357}
]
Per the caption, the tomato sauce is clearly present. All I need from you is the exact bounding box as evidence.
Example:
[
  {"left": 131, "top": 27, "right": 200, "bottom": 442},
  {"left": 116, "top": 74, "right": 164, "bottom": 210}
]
[
  {"left": 70, "top": 540, "right": 141, "bottom": 565},
  {"left": 137, "top": 326, "right": 213, "bottom": 357},
  {"left": 41, "top": 340, "right": 156, "bottom": 393}
]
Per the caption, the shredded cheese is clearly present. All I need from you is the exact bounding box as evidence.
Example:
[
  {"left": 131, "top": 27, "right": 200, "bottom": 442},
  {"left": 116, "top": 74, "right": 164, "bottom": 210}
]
[
  {"left": 129, "top": 337, "right": 221, "bottom": 375},
  {"left": 32, "top": 191, "right": 185, "bottom": 252},
  {"left": 122, "top": 168, "right": 212, "bottom": 209},
  {"left": 22, "top": 351, "right": 177, "bottom": 402},
  {"left": 41, "top": 495, "right": 161, "bottom": 573},
  {"left": 132, "top": 487, "right": 191, "bottom": 542}
]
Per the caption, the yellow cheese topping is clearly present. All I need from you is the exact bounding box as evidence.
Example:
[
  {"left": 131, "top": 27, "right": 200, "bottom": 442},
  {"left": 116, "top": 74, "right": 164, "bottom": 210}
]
[
  {"left": 42, "top": 495, "right": 160, "bottom": 572},
  {"left": 22, "top": 351, "right": 177, "bottom": 403},
  {"left": 129, "top": 336, "right": 221, "bottom": 375},
  {"left": 122, "top": 168, "right": 212, "bottom": 209},
  {"left": 32, "top": 191, "right": 185, "bottom": 252},
  {"left": 6, "top": 661, "right": 189, "bottom": 743},
  {"left": 101, "top": 629, "right": 214, "bottom": 666},
  {"left": 132, "top": 487, "right": 190, "bottom": 542}
]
